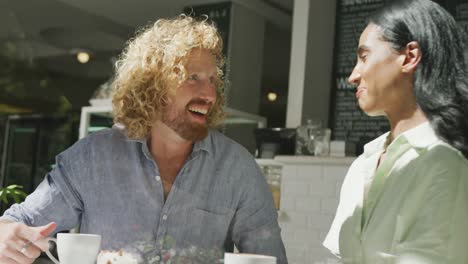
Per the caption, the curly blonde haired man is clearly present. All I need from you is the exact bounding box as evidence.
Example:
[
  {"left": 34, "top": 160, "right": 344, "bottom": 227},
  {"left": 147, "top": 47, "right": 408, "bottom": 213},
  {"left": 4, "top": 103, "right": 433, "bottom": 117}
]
[
  {"left": 0, "top": 15, "right": 287, "bottom": 264},
  {"left": 112, "top": 15, "right": 226, "bottom": 141}
]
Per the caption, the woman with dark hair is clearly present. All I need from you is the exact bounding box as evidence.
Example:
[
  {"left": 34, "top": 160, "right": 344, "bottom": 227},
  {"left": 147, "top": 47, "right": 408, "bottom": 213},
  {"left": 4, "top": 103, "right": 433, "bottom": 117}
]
[{"left": 324, "top": 0, "right": 468, "bottom": 263}]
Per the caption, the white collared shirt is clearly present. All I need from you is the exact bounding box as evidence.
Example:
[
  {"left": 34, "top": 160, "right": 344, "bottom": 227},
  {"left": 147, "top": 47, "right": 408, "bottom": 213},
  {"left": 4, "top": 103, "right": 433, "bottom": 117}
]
[{"left": 323, "top": 122, "right": 468, "bottom": 263}]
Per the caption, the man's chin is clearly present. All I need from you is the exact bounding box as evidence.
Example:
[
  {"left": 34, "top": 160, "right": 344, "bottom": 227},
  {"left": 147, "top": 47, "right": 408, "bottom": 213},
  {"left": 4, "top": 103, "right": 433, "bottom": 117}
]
[{"left": 179, "top": 125, "right": 209, "bottom": 141}]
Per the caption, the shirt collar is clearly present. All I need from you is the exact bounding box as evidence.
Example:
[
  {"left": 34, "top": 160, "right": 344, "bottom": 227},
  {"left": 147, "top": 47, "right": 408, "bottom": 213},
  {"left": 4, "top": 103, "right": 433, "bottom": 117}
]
[
  {"left": 113, "top": 123, "right": 212, "bottom": 154},
  {"left": 363, "top": 132, "right": 390, "bottom": 157},
  {"left": 192, "top": 131, "right": 211, "bottom": 153},
  {"left": 400, "top": 121, "right": 438, "bottom": 149},
  {"left": 112, "top": 123, "right": 147, "bottom": 143},
  {"left": 363, "top": 121, "right": 438, "bottom": 156}
]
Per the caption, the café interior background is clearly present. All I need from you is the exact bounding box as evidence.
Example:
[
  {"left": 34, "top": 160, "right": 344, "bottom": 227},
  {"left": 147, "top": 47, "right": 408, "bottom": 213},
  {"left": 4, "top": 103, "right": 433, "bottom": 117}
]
[
  {"left": 3, "top": 0, "right": 468, "bottom": 210},
  {"left": 3, "top": 0, "right": 467, "bottom": 206},
  {"left": 0, "top": 0, "right": 296, "bottom": 201},
  {"left": 3, "top": 0, "right": 468, "bottom": 263}
]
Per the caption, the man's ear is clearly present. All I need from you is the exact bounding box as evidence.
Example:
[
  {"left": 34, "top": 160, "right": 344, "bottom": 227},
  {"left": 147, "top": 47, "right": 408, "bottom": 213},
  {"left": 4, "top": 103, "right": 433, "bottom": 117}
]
[{"left": 401, "top": 41, "right": 421, "bottom": 73}]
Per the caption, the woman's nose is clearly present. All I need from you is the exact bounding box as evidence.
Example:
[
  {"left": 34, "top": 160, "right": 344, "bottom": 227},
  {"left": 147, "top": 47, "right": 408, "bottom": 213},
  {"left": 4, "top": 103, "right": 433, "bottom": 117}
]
[{"left": 348, "top": 66, "right": 361, "bottom": 86}]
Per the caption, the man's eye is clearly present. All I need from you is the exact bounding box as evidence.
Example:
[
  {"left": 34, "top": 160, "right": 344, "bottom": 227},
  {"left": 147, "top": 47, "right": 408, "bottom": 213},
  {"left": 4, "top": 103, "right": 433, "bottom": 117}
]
[
  {"left": 209, "top": 76, "right": 218, "bottom": 84},
  {"left": 188, "top": 74, "right": 199, "bottom": 81},
  {"left": 359, "top": 54, "right": 368, "bottom": 61}
]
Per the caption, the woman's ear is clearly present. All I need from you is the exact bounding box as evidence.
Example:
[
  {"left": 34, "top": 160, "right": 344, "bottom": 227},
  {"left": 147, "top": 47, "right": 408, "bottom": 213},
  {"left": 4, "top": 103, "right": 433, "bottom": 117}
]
[{"left": 401, "top": 41, "right": 421, "bottom": 73}]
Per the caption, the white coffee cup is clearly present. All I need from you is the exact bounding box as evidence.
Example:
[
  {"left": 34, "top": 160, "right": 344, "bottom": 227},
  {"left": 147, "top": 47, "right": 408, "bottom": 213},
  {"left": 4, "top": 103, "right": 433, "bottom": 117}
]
[
  {"left": 45, "top": 233, "right": 101, "bottom": 264},
  {"left": 224, "top": 253, "right": 276, "bottom": 264}
]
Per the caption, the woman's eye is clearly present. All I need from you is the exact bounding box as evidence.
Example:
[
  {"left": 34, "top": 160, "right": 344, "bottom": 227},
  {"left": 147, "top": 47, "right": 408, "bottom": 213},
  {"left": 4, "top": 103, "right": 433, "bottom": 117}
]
[{"left": 359, "top": 54, "right": 368, "bottom": 61}]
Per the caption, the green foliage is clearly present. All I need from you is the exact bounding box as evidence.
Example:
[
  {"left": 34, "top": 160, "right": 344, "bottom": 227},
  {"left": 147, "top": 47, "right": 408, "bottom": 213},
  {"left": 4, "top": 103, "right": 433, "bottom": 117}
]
[
  {"left": 0, "top": 185, "right": 27, "bottom": 205},
  {"left": 0, "top": 41, "right": 71, "bottom": 114}
]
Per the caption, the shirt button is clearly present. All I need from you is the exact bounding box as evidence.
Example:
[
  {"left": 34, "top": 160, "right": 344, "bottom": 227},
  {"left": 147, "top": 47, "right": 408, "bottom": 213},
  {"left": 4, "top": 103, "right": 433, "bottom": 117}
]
[
  {"left": 155, "top": 176, "right": 161, "bottom": 181},
  {"left": 162, "top": 214, "right": 168, "bottom": 221}
]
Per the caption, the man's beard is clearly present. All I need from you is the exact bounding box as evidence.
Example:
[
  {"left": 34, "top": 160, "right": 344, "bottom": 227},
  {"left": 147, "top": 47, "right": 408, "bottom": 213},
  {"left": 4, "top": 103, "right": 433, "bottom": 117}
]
[{"left": 161, "top": 101, "right": 210, "bottom": 141}]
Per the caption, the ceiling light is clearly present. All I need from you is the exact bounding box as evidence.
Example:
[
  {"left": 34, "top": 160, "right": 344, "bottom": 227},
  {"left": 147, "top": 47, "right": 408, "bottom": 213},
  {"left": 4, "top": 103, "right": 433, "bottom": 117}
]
[
  {"left": 76, "top": 51, "right": 90, "bottom": 64},
  {"left": 267, "top": 92, "right": 278, "bottom": 102}
]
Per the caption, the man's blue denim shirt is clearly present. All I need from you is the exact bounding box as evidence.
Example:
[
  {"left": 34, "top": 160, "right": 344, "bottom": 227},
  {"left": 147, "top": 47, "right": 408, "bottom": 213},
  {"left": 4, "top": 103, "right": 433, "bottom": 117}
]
[{"left": 2, "top": 126, "right": 287, "bottom": 263}]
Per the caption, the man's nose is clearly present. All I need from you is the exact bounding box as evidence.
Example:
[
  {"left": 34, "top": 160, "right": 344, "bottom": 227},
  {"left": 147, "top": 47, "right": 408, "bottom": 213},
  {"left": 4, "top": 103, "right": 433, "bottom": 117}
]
[{"left": 200, "top": 80, "right": 217, "bottom": 103}]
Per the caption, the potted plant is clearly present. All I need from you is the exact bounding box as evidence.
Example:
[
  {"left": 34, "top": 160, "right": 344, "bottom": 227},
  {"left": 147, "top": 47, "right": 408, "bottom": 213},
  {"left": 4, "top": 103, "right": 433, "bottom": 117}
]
[{"left": 0, "top": 184, "right": 27, "bottom": 206}]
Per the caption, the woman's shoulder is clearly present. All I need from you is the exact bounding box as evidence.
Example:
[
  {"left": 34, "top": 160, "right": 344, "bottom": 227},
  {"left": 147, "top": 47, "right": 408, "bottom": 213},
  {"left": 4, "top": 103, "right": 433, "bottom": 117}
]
[
  {"left": 418, "top": 141, "right": 468, "bottom": 178},
  {"left": 426, "top": 141, "right": 467, "bottom": 164}
]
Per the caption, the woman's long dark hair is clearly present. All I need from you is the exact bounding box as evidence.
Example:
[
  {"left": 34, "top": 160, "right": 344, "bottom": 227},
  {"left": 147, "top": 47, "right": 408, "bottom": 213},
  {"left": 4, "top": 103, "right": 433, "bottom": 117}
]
[{"left": 369, "top": 0, "right": 468, "bottom": 158}]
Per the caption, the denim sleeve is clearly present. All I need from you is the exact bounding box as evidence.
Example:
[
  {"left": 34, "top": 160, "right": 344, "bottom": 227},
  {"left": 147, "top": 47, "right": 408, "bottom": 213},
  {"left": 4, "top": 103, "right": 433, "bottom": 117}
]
[
  {"left": 2, "top": 156, "right": 83, "bottom": 233},
  {"left": 231, "top": 157, "right": 288, "bottom": 264}
]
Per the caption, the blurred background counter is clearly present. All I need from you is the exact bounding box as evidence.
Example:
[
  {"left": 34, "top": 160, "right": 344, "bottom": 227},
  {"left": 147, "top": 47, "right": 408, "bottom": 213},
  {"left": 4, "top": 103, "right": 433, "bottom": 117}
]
[{"left": 257, "top": 155, "right": 355, "bottom": 264}]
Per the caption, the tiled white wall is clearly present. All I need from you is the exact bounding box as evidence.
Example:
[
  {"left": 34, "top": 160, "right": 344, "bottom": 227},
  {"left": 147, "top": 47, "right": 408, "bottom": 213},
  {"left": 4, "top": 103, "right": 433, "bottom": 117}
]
[{"left": 276, "top": 161, "right": 350, "bottom": 264}]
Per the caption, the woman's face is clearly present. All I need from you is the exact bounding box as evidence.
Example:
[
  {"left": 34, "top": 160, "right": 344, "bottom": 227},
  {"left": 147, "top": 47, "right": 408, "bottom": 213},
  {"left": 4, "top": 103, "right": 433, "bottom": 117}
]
[{"left": 348, "top": 24, "right": 410, "bottom": 117}]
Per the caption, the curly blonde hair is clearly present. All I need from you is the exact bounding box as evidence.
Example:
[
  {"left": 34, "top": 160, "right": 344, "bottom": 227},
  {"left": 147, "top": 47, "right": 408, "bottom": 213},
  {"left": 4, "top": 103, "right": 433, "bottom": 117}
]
[{"left": 112, "top": 15, "right": 225, "bottom": 139}]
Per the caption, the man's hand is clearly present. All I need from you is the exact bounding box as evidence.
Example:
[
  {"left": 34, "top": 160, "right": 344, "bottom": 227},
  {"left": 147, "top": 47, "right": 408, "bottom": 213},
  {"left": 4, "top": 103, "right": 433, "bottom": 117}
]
[{"left": 0, "top": 220, "right": 56, "bottom": 264}]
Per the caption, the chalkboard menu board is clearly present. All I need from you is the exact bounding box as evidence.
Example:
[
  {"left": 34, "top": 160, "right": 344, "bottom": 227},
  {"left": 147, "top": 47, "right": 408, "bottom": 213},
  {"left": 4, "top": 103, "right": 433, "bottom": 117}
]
[
  {"left": 455, "top": 2, "right": 468, "bottom": 33},
  {"left": 330, "top": 0, "right": 468, "bottom": 154}
]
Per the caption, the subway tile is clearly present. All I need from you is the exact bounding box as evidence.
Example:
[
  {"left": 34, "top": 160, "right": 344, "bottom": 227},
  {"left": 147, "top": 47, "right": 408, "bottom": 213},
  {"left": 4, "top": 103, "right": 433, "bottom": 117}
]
[
  {"left": 323, "top": 166, "right": 348, "bottom": 184},
  {"left": 283, "top": 182, "right": 309, "bottom": 197},
  {"left": 270, "top": 161, "right": 350, "bottom": 264},
  {"left": 284, "top": 212, "right": 308, "bottom": 228},
  {"left": 321, "top": 198, "right": 340, "bottom": 214},
  {"left": 296, "top": 165, "right": 323, "bottom": 179},
  {"left": 294, "top": 228, "right": 319, "bottom": 239},
  {"left": 285, "top": 247, "right": 307, "bottom": 264},
  {"left": 280, "top": 228, "right": 296, "bottom": 242},
  {"left": 281, "top": 165, "right": 297, "bottom": 178},
  {"left": 335, "top": 182, "right": 343, "bottom": 197},
  {"left": 289, "top": 173, "right": 323, "bottom": 185},
  {"left": 308, "top": 214, "right": 334, "bottom": 230},
  {"left": 279, "top": 197, "right": 296, "bottom": 211},
  {"left": 294, "top": 229, "right": 320, "bottom": 246},
  {"left": 318, "top": 230, "right": 333, "bottom": 241},
  {"left": 295, "top": 197, "right": 320, "bottom": 213},
  {"left": 307, "top": 247, "right": 341, "bottom": 264},
  {"left": 310, "top": 180, "right": 336, "bottom": 197}
]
